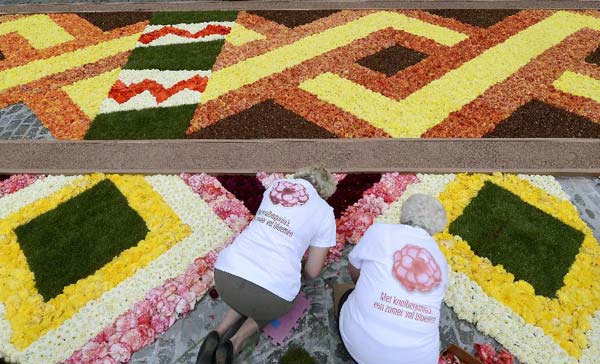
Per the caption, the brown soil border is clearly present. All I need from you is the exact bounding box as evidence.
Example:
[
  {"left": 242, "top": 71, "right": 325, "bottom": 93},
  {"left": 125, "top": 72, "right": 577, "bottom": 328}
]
[{"left": 0, "top": 139, "right": 598, "bottom": 175}]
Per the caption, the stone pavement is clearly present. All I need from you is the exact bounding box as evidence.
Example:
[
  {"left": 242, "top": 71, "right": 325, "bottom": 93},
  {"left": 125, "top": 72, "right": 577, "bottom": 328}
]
[
  {"left": 557, "top": 177, "right": 600, "bottom": 243},
  {"left": 0, "top": 103, "right": 54, "bottom": 141},
  {"left": 131, "top": 176, "right": 600, "bottom": 364}
]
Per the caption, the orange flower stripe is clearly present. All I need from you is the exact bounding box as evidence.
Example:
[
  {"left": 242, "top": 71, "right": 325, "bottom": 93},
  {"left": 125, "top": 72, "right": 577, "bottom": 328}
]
[
  {"left": 108, "top": 75, "right": 209, "bottom": 104},
  {"left": 138, "top": 24, "right": 232, "bottom": 45}
]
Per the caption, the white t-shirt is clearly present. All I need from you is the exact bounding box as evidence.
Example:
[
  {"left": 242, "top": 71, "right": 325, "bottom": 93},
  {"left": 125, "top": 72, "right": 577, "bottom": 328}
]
[
  {"left": 216, "top": 178, "right": 336, "bottom": 301},
  {"left": 340, "top": 222, "right": 449, "bottom": 364}
]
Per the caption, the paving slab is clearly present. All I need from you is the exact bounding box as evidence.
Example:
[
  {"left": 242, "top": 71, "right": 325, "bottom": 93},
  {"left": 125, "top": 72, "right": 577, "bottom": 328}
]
[
  {"left": 0, "top": 103, "right": 53, "bottom": 141},
  {"left": 558, "top": 176, "right": 600, "bottom": 243}
]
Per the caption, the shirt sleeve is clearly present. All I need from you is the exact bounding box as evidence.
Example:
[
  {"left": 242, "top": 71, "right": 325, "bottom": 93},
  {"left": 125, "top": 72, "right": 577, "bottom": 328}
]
[
  {"left": 348, "top": 224, "right": 377, "bottom": 269},
  {"left": 310, "top": 207, "right": 336, "bottom": 248}
]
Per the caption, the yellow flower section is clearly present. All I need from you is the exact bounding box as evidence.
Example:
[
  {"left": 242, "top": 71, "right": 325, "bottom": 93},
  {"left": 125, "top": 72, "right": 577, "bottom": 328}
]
[
  {"left": 0, "top": 15, "right": 74, "bottom": 49},
  {"left": 226, "top": 23, "right": 266, "bottom": 47},
  {"left": 0, "top": 33, "right": 140, "bottom": 93},
  {"left": 62, "top": 68, "right": 122, "bottom": 119},
  {"left": 435, "top": 174, "right": 600, "bottom": 358},
  {"left": 0, "top": 174, "right": 191, "bottom": 349},
  {"left": 553, "top": 71, "right": 600, "bottom": 104},
  {"left": 300, "top": 11, "right": 600, "bottom": 137},
  {"left": 201, "top": 11, "right": 467, "bottom": 103}
]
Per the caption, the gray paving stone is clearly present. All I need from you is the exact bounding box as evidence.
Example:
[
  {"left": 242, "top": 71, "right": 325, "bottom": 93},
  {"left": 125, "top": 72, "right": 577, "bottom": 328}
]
[
  {"left": 557, "top": 176, "right": 600, "bottom": 243},
  {"left": 0, "top": 103, "right": 54, "bottom": 140}
]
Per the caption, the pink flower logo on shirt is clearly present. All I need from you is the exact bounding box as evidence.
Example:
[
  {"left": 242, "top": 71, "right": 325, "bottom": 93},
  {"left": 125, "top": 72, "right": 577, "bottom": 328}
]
[
  {"left": 269, "top": 181, "right": 309, "bottom": 207},
  {"left": 392, "top": 245, "right": 441, "bottom": 293}
]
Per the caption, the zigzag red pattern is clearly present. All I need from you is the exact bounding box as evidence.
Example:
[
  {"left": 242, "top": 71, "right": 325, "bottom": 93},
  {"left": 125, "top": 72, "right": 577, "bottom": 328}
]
[
  {"left": 108, "top": 75, "right": 209, "bottom": 104},
  {"left": 139, "top": 24, "right": 231, "bottom": 45}
]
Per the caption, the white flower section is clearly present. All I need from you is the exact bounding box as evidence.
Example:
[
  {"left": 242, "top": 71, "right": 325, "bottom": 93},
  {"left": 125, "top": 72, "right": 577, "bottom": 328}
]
[
  {"left": 0, "top": 175, "right": 79, "bottom": 219},
  {"left": 445, "top": 273, "right": 574, "bottom": 364},
  {"left": 4, "top": 176, "right": 231, "bottom": 364},
  {"left": 145, "top": 175, "right": 232, "bottom": 246},
  {"left": 517, "top": 174, "right": 570, "bottom": 201},
  {"left": 136, "top": 21, "right": 235, "bottom": 47},
  {"left": 0, "top": 303, "right": 18, "bottom": 364},
  {"left": 377, "top": 173, "right": 455, "bottom": 224},
  {"left": 580, "top": 310, "right": 600, "bottom": 364},
  {"left": 99, "top": 70, "right": 211, "bottom": 113}
]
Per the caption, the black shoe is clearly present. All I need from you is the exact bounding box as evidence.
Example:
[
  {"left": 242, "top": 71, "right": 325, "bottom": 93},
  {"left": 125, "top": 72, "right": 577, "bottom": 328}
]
[
  {"left": 195, "top": 330, "right": 220, "bottom": 364},
  {"left": 215, "top": 339, "right": 234, "bottom": 364}
]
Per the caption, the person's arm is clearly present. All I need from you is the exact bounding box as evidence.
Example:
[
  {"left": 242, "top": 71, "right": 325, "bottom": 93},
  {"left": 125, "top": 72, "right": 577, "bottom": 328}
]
[
  {"left": 304, "top": 207, "right": 336, "bottom": 279},
  {"left": 347, "top": 223, "right": 378, "bottom": 284},
  {"left": 348, "top": 263, "right": 360, "bottom": 284},
  {"left": 303, "top": 246, "right": 329, "bottom": 279}
]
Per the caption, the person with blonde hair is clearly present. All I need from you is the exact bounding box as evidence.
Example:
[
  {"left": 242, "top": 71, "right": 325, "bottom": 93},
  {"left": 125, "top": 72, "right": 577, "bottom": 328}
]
[
  {"left": 336, "top": 194, "right": 449, "bottom": 364},
  {"left": 196, "top": 167, "right": 338, "bottom": 364}
]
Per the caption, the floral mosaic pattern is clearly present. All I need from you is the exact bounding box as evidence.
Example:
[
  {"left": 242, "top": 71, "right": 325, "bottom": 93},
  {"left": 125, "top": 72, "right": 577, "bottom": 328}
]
[
  {"left": 86, "top": 11, "right": 236, "bottom": 139},
  {"left": 2, "top": 10, "right": 600, "bottom": 139},
  {"left": 0, "top": 14, "right": 148, "bottom": 139},
  {"left": 377, "top": 174, "right": 600, "bottom": 364},
  {"left": 0, "top": 172, "right": 597, "bottom": 364},
  {"left": 188, "top": 9, "right": 600, "bottom": 139}
]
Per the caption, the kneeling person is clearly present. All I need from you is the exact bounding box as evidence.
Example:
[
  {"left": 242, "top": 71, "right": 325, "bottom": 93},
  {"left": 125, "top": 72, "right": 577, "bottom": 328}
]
[
  {"left": 338, "top": 194, "right": 449, "bottom": 364},
  {"left": 196, "top": 167, "right": 337, "bottom": 364}
]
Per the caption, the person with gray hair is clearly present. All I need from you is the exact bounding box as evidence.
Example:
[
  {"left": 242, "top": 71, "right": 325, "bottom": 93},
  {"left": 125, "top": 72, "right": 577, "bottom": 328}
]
[
  {"left": 196, "top": 167, "right": 337, "bottom": 364},
  {"left": 336, "top": 194, "right": 449, "bottom": 364}
]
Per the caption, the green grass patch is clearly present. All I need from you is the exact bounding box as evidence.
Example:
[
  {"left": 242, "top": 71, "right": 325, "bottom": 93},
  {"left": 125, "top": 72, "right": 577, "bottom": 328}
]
[
  {"left": 123, "top": 40, "right": 226, "bottom": 71},
  {"left": 449, "top": 182, "right": 584, "bottom": 298},
  {"left": 150, "top": 11, "right": 238, "bottom": 25},
  {"left": 16, "top": 179, "right": 148, "bottom": 301},
  {"left": 85, "top": 104, "right": 197, "bottom": 140},
  {"left": 280, "top": 347, "right": 315, "bottom": 364}
]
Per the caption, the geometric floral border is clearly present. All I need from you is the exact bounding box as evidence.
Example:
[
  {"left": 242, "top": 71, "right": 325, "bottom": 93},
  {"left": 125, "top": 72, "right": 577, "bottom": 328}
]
[
  {"left": 1, "top": 173, "right": 598, "bottom": 364},
  {"left": 377, "top": 174, "right": 600, "bottom": 364},
  {"left": 0, "top": 174, "right": 234, "bottom": 364}
]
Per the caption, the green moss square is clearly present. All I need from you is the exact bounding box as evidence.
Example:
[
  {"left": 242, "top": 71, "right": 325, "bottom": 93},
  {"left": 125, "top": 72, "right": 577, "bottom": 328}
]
[
  {"left": 15, "top": 179, "right": 149, "bottom": 301},
  {"left": 123, "top": 40, "right": 226, "bottom": 71},
  {"left": 85, "top": 104, "right": 197, "bottom": 140},
  {"left": 448, "top": 182, "right": 584, "bottom": 298}
]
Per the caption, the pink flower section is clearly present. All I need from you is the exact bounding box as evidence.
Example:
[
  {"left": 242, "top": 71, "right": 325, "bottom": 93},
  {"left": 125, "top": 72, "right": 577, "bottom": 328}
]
[
  {"left": 181, "top": 173, "right": 251, "bottom": 234},
  {"left": 330, "top": 173, "right": 418, "bottom": 263},
  {"left": 393, "top": 245, "right": 441, "bottom": 293},
  {"left": 475, "top": 343, "right": 514, "bottom": 364},
  {"left": 64, "top": 174, "right": 251, "bottom": 364},
  {"left": 65, "top": 255, "right": 215, "bottom": 364},
  {"left": 438, "top": 352, "right": 461, "bottom": 364},
  {"left": 269, "top": 180, "right": 309, "bottom": 207},
  {"left": 0, "top": 174, "right": 44, "bottom": 198}
]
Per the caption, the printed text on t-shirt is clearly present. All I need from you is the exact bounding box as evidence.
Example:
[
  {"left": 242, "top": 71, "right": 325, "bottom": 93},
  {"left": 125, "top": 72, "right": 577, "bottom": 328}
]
[
  {"left": 373, "top": 291, "right": 436, "bottom": 324},
  {"left": 255, "top": 209, "right": 294, "bottom": 238}
]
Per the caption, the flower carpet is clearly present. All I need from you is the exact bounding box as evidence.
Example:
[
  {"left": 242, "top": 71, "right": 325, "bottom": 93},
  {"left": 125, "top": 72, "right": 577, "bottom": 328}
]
[
  {"left": 0, "top": 172, "right": 598, "bottom": 364},
  {"left": 1, "top": 10, "right": 600, "bottom": 140}
]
